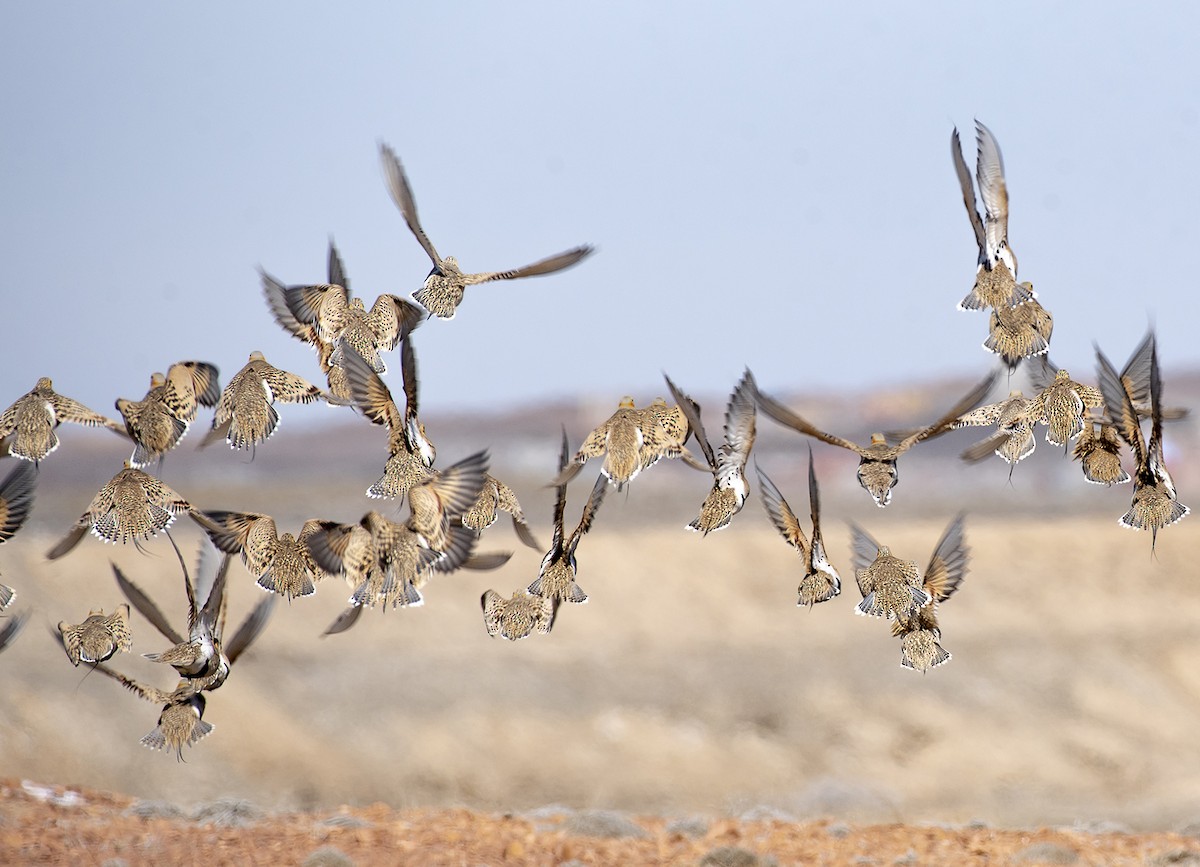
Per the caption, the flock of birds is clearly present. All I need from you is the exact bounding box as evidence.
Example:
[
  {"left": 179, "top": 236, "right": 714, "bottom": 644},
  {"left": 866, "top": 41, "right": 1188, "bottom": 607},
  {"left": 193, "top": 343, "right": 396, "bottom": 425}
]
[{"left": 0, "top": 123, "right": 1190, "bottom": 760}]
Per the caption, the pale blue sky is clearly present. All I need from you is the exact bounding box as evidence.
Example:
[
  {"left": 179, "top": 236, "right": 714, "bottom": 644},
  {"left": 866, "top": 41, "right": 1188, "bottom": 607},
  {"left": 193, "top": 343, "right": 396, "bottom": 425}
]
[{"left": 4, "top": 3, "right": 1198, "bottom": 414}]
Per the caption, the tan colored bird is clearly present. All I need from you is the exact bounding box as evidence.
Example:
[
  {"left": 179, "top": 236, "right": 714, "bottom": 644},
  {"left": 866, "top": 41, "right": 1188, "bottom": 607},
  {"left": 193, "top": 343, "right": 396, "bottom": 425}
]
[
  {"left": 261, "top": 264, "right": 342, "bottom": 401},
  {"left": 636, "top": 397, "right": 693, "bottom": 470},
  {"left": 1073, "top": 419, "right": 1130, "bottom": 486},
  {"left": 312, "top": 513, "right": 510, "bottom": 634},
  {"left": 89, "top": 660, "right": 212, "bottom": 760},
  {"left": 342, "top": 341, "right": 440, "bottom": 500},
  {"left": 199, "top": 351, "right": 323, "bottom": 451},
  {"left": 116, "top": 361, "right": 220, "bottom": 467},
  {"left": 849, "top": 523, "right": 941, "bottom": 622},
  {"left": 1028, "top": 358, "right": 1105, "bottom": 446},
  {"left": 462, "top": 474, "right": 541, "bottom": 551},
  {"left": 555, "top": 396, "right": 686, "bottom": 490},
  {"left": 282, "top": 284, "right": 424, "bottom": 377},
  {"left": 664, "top": 371, "right": 756, "bottom": 534},
  {"left": 983, "top": 296, "right": 1053, "bottom": 371},
  {"left": 57, "top": 604, "right": 132, "bottom": 666},
  {"left": 47, "top": 464, "right": 192, "bottom": 559},
  {"left": 1096, "top": 335, "right": 1189, "bottom": 551},
  {"left": 481, "top": 589, "right": 558, "bottom": 641},
  {"left": 756, "top": 448, "right": 842, "bottom": 607},
  {"left": 193, "top": 511, "right": 325, "bottom": 600},
  {"left": 0, "top": 377, "right": 126, "bottom": 463},
  {"left": 955, "top": 390, "right": 1038, "bottom": 467},
  {"left": 115, "top": 554, "right": 228, "bottom": 690},
  {"left": 342, "top": 345, "right": 485, "bottom": 550},
  {"left": 528, "top": 431, "right": 607, "bottom": 604},
  {"left": 314, "top": 511, "right": 429, "bottom": 610},
  {"left": 380, "top": 143, "right": 594, "bottom": 320},
  {"left": 751, "top": 370, "right": 997, "bottom": 507},
  {"left": 406, "top": 450, "right": 490, "bottom": 554},
  {"left": 116, "top": 550, "right": 274, "bottom": 693},
  {"left": 951, "top": 123, "right": 1033, "bottom": 310},
  {"left": 888, "top": 514, "right": 970, "bottom": 672}
]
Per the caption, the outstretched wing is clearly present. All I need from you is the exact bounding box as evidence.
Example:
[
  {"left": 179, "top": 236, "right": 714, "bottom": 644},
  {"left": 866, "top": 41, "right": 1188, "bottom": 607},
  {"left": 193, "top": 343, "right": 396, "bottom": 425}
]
[
  {"left": 951, "top": 126, "right": 986, "bottom": 258},
  {"left": 464, "top": 245, "right": 594, "bottom": 284},
  {"left": 379, "top": 142, "right": 442, "bottom": 268},
  {"left": 747, "top": 371, "right": 866, "bottom": 455},
  {"left": 923, "top": 513, "right": 969, "bottom": 601}
]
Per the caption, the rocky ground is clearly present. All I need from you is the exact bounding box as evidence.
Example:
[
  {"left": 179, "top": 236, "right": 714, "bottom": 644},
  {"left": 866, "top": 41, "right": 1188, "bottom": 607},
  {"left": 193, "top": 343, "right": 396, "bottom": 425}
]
[{"left": 6, "top": 779, "right": 1200, "bottom": 866}]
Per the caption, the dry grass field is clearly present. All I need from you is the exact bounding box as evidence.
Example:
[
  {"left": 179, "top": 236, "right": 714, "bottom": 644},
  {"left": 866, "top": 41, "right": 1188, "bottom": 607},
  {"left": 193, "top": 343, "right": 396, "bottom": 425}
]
[{"left": 1, "top": 394, "right": 1199, "bottom": 863}]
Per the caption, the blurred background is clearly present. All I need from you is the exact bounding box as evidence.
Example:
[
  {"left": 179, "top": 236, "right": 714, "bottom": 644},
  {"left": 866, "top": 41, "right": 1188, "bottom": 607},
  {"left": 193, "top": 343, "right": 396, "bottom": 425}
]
[{"left": 2, "top": 1, "right": 1200, "bottom": 833}]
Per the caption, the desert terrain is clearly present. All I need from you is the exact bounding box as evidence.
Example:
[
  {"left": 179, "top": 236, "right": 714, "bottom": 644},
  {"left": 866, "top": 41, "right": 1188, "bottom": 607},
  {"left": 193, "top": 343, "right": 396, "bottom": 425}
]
[{"left": 1, "top": 389, "right": 1199, "bottom": 863}]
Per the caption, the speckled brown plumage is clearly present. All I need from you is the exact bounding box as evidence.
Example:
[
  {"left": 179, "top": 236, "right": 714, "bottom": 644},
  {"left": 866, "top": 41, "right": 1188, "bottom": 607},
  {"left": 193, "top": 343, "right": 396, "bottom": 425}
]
[
  {"left": 1096, "top": 335, "right": 1188, "bottom": 550},
  {"left": 481, "top": 589, "right": 557, "bottom": 641},
  {"left": 984, "top": 298, "right": 1053, "bottom": 370},
  {"left": 380, "top": 143, "right": 593, "bottom": 321},
  {"left": 58, "top": 605, "right": 132, "bottom": 666},
  {"left": 889, "top": 515, "right": 969, "bottom": 673},
  {"left": 194, "top": 511, "right": 324, "bottom": 600},
  {"left": 462, "top": 474, "right": 541, "bottom": 550},
  {"left": 117, "top": 361, "right": 220, "bottom": 466},
  {"left": 47, "top": 465, "right": 192, "bottom": 559},
  {"left": 1073, "top": 421, "right": 1130, "bottom": 486},
  {"left": 665, "top": 371, "right": 756, "bottom": 535},
  {"left": 752, "top": 370, "right": 997, "bottom": 507},
  {"left": 0, "top": 377, "right": 126, "bottom": 463},
  {"left": 200, "top": 352, "right": 323, "bottom": 451},
  {"left": 756, "top": 449, "right": 842, "bottom": 607}
]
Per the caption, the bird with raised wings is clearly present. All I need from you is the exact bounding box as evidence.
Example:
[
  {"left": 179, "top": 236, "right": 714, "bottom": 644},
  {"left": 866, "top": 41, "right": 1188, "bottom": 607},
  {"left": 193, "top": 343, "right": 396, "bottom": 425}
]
[
  {"left": 756, "top": 448, "right": 842, "bottom": 607},
  {"left": 481, "top": 589, "right": 558, "bottom": 641},
  {"left": 1095, "top": 335, "right": 1189, "bottom": 550},
  {"left": 46, "top": 464, "right": 192, "bottom": 559},
  {"left": 462, "top": 474, "right": 541, "bottom": 551},
  {"left": 58, "top": 605, "right": 132, "bottom": 667},
  {"left": 849, "top": 524, "right": 934, "bottom": 622},
  {"left": 380, "top": 142, "right": 593, "bottom": 320},
  {"left": 116, "top": 361, "right": 220, "bottom": 467},
  {"left": 554, "top": 396, "right": 689, "bottom": 490},
  {"left": 268, "top": 239, "right": 425, "bottom": 378},
  {"left": 887, "top": 514, "right": 970, "bottom": 672},
  {"left": 663, "top": 371, "right": 756, "bottom": 534},
  {"left": 984, "top": 297, "right": 1053, "bottom": 370},
  {"left": 116, "top": 548, "right": 274, "bottom": 694},
  {"left": 342, "top": 340, "right": 441, "bottom": 498},
  {"left": 342, "top": 344, "right": 486, "bottom": 550},
  {"left": 199, "top": 351, "right": 324, "bottom": 451},
  {"left": 1027, "top": 358, "right": 1105, "bottom": 447},
  {"left": 0, "top": 377, "right": 126, "bottom": 463},
  {"left": 951, "top": 122, "right": 1033, "bottom": 311},
  {"left": 311, "top": 512, "right": 510, "bottom": 634},
  {"left": 528, "top": 431, "right": 607, "bottom": 605},
  {"left": 193, "top": 511, "right": 325, "bottom": 600},
  {"left": 751, "top": 371, "right": 997, "bottom": 507}
]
